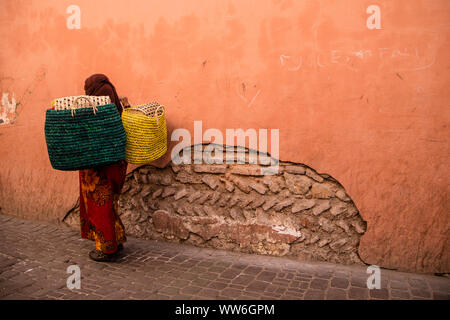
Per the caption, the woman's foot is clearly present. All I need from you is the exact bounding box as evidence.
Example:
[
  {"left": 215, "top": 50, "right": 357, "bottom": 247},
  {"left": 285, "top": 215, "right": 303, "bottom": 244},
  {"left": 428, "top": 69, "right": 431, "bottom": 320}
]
[{"left": 89, "top": 249, "right": 117, "bottom": 262}]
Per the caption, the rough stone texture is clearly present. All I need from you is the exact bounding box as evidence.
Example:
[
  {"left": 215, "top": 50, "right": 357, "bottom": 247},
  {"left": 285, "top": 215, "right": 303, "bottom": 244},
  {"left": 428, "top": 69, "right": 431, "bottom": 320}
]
[
  {"left": 312, "top": 200, "right": 331, "bottom": 216},
  {"left": 193, "top": 164, "right": 227, "bottom": 174},
  {"left": 284, "top": 173, "right": 313, "bottom": 195},
  {"left": 306, "top": 168, "right": 325, "bottom": 183},
  {"left": 310, "top": 183, "right": 335, "bottom": 199},
  {"left": 229, "top": 165, "right": 264, "bottom": 176},
  {"left": 249, "top": 181, "right": 267, "bottom": 195},
  {"left": 292, "top": 199, "right": 316, "bottom": 214},
  {"left": 335, "top": 190, "right": 350, "bottom": 202},
  {"left": 285, "top": 166, "right": 306, "bottom": 175},
  {"left": 201, "top": 176, "right": 220, "bottom": 190},
  {"left": 64, "top": 145, "right": 367, "bottom": 267}
]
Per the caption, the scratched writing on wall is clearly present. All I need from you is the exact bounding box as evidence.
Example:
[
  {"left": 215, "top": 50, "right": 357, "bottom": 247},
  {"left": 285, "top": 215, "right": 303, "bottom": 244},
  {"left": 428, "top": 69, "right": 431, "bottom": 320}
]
[{"left": 280, "top": 46, "right": 436, "bottom": 72}]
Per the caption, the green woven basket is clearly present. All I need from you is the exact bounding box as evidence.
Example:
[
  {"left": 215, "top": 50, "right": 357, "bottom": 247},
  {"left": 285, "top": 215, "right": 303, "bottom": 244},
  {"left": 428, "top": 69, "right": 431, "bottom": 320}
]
[{"left": 45, "top": 102, "right": 126, "bottom": 171}]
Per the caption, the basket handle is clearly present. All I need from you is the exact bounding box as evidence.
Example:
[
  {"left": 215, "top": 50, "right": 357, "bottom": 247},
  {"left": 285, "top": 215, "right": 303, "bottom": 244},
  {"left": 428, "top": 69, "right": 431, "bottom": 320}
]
[
  {"left": 71, "top": 96, "right": 98, "bottom": 117},
  {"left": 153, "top": 105, "right": 163, "bottom": 126}
]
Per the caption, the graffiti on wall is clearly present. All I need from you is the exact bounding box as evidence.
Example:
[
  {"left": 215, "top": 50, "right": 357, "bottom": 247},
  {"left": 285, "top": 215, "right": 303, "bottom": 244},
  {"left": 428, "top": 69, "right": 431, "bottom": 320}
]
[{"left": 279, "top": 46, "right": 437, "bottom": 73}]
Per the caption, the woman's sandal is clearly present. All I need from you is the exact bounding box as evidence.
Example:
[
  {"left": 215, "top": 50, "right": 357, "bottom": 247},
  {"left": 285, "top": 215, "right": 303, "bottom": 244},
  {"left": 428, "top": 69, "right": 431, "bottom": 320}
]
[
  {"left": 89, "top": 250, "right": 115, "bottom": 262},
  {"left": 88, "top": 244, "right": 125, "bottom": 262}
]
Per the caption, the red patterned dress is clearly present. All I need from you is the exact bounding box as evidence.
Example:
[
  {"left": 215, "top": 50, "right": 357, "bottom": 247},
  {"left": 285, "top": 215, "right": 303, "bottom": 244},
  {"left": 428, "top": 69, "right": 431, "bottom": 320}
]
[{"left": 79, "top": 160, "right": 128, "bottom": 254}]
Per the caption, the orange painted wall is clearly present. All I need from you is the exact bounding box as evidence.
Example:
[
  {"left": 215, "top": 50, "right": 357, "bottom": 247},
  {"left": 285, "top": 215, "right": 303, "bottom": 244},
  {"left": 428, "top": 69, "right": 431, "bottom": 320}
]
[{"left": 0, "top": 0, "right": 448, "bottom": 273}]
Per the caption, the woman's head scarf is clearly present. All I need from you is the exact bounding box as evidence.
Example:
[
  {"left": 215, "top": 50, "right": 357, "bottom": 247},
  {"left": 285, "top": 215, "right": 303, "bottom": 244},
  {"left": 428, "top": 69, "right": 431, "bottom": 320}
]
[{"left": 84, "top": 74, "right": 122, "bottom": 114}]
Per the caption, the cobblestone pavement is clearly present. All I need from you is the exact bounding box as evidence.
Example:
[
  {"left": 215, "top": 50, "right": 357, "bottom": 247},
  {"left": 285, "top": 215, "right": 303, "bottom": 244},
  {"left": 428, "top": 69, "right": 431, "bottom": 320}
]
[{"left": 0, "top": 214, "right": 448, "bottom": 300}]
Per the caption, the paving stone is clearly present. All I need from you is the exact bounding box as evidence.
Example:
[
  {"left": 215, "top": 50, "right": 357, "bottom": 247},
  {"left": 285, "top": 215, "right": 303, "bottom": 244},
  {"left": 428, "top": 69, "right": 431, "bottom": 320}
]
[
  {"left": 180, "top": 286, "right": 203, "bottom": 295},
  {"left": 296, "top": 281, "right": 310, "bottom": 289},
  {"left": 242, "top": 266, "right": 263, "bottom": 276},
  {"left": 315, "top": 270, "right": 334, "bottom": 279},
  {"left": 369, "top": 288, "right": 390, "bottom": 299},
  {"left": 256, "top": 271, "right": 277, "bottom": 282},
  {"left": 197, "top": 288, "right": 221, "bottom": 299},
  {"left": 391, "top": 289, "right": 411, "bottom": 299},
  {"left": 220, "top": 287, "right": 243, "bottom": 298},
  {"left": 390, "top": 280, "right": 409, "bottom": 290},
  {"left": 350, "top": 277, "right": 368, "bottom": 288},
  {"left": 231, "top": 274, "right": 254, "bottom": 286},
  {"left": 169, "top": 279, "right": 191, "bottom": 288},
  {"left": 410, "top": 288, "right": 432, "bottom": 299},
  {"left": 158, "top": 286, "right": 180, "bottom": 296},
  {"left": 428, "top": 278, "right": 450, "bottom": 292},
  {"left": 409, "top": 278, "right": 429, "bottom": 289},
  {"left": 246, "top": 280, "right": 270, "bottom": 292},
  {"left": 229, "top": 262, "right": 248, "bottom": 270},
  {"left": 348, "top": 287, "right": 369, "bottom": 300},
  {"left": 331, "top": 277, "right": 349, "bottom": 289},
  {"left": 310, "top": 279, "right": 329, "bottom": 290},
  {"left": 219, "top": 269, "right": 242, "bottom": 280},
  {"left": 304, "top": 289, "right": 324, "bottom": 300},
  {"left": 432, "top": 291, "right": 449, "bottom": 300},
  {"left": 207, "top": 281, "right": 228, "bottom": 290},
  {"left": 326, "top": 288, "right": 347, "bottom": 300},
  {"left": 191, "top": 278, "right": 212, "bottom": 287}
]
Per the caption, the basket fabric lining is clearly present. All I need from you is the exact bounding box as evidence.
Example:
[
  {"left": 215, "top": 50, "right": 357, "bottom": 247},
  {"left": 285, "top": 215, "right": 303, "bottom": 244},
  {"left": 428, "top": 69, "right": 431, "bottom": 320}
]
[{"left": 51, "top": 95, "right": 111, "bottom": 110}]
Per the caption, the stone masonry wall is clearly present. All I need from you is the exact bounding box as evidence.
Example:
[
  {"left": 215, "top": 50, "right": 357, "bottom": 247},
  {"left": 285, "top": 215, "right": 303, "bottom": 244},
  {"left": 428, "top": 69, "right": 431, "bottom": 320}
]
[{"left": 64, "top": 145, "right": 367, "bottom": 266}]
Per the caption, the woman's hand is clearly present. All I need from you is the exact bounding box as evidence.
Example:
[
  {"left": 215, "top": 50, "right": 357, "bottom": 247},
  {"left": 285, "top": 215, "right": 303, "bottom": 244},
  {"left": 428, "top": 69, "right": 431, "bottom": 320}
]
[{"left": 119, "top": 96, "right": 131, "bottom": 109}]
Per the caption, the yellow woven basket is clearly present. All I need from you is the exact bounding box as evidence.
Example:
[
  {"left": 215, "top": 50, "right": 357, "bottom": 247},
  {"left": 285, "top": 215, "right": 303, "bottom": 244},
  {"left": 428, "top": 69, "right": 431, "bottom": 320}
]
[{"left": 121, "top": 102, "right": 167, "bottom": 164}]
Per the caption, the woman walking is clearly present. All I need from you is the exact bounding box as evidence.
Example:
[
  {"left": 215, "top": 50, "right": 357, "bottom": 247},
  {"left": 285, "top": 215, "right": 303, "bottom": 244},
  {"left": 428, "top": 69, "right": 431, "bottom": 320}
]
[{"left": 79, "top": 74, "right": 128, "bottom": 262}]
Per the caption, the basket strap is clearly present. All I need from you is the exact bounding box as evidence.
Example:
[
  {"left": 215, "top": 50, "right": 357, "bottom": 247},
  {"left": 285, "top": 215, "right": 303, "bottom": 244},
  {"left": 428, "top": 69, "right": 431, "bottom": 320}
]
[{"left": 72, "top": 96, "right": 97, "bottom": 117}]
